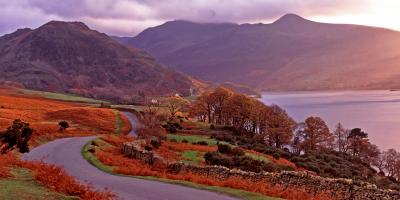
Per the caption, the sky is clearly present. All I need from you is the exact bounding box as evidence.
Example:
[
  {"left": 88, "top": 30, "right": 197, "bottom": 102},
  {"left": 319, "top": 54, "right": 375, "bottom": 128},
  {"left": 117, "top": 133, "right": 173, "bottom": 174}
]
[{"left": 1, "top": 0, "right": 400, "bottom": 36}]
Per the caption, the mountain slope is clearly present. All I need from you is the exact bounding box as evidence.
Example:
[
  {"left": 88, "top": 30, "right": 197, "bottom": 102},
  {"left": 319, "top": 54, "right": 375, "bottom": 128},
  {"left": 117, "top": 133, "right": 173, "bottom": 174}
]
[
  {"left": 0, "top": 21, "right": 194, "bottom": 100},
  {"left": 116, "top": 14, "right": 400, "bottom": 91}
]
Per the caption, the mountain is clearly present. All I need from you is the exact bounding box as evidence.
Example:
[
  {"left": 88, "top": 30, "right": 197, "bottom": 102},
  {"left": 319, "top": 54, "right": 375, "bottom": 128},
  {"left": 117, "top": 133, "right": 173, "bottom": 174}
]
[
  {"left": 115, "top": 14, "right": 400, "bottom": 91},
  {"left": 0, "top": 21, "right": 194, "bottom": 101}
]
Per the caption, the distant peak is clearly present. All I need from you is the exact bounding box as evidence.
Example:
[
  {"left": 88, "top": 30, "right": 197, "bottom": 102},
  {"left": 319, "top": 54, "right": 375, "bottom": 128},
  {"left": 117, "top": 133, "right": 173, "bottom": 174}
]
[
  {"left": 41, "top": 21, "right": 90, "bottom": 30},
  {"left": 273, "top": 13, "right": 308, "bottom": 24}
]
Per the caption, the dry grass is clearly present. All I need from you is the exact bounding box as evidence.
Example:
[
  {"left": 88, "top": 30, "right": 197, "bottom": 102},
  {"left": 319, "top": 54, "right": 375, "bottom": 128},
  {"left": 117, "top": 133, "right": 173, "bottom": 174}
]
[
  {"left": 19, "top": 160, "right": 115, "bottom": 200},
  {"left": 0, "top": 152, "right": 113, "bottom": 199},
  {"left": 0, "top": 89, "right": 130, "bottom": 146}
]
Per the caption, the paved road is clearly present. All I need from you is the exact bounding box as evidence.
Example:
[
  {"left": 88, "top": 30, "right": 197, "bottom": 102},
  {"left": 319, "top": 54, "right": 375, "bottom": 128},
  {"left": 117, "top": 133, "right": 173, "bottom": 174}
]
[
  {"left": 23, "top": 113, "right": 239, "bottom": 200},
  {"left": 122, "top": 111, "right": 141, "bottom": 137}
]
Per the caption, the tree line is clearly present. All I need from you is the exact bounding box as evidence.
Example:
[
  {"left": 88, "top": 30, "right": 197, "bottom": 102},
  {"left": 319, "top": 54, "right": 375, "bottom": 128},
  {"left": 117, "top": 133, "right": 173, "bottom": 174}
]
[{"left": 189, "top": 87, "right": 400, "bottom": 182}]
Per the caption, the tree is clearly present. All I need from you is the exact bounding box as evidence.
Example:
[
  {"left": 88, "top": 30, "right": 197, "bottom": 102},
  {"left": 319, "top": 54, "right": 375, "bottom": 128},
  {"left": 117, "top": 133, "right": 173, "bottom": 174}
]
[
  {"left": 58, "top": 121, "right": 69, "bottom": 132},
  {"left": 292, "top": 122, "right": 306, "bottom": 155},
  {"left": 302, "top": 116, "right": 334, "bottom": 152},
  {"left": 347, "top": 128, "right": 369, "bottom": 156},
  {"left": 333, "top": 123, "right": 350, "bottom": 152},
  {"left": 190, "top": 92, "right": 215, "bottom": 123},
  {"left": 359, "top": 143, "right": 381, "bottom": 167},
  {"left": 137, "top": 100, "right": 166, "bottom": 140},
  {"left": 0, "top": 119, "right": 33, "bottom": 153},
  {"left": 264, "top": 105, "right": 296, "bottom": 148},
  {"left": 381, "top": 149, "right": 400, "bottom": 180},
  {"left": 209, "top": 87, "right": 232, "bottom": 125},
  {"left": 165, "top": 96, "right": 189, "bottom": 118},
  {"left": 223, "top": 93, "right": 253, "bottom": 134}
]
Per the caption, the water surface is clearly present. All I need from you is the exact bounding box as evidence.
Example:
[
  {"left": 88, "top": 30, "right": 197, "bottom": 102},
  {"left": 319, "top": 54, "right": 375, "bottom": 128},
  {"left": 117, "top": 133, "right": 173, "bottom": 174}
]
[{"left": 261, "top": 90, "right": 400, "bottom": 151}]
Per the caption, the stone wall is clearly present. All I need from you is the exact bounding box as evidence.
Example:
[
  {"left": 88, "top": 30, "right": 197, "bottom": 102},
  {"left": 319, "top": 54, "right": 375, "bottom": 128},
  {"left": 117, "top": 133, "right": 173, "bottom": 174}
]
[
  {"left": 122, "top": 142, "right": 154, "bottom": 164},
  {"left": 168, "top": 163, "right": 400, "bottom": 200}
]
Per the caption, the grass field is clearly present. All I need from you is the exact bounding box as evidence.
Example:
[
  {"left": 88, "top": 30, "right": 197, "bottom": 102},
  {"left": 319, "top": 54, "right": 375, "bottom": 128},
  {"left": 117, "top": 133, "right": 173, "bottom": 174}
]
[
  {"left": 245, "top": 152, "right": 271, "bottom": 163},
  {"left": 113, "top": 110, "right": 124, "bottom": 134},
  {"left": 167, "top": 134, "right": 227, "bottom": 146},
  {"left": 17, "top": 89, "right": 105, "bottom": 104},
  {"left": 0, "top": 168, "right": 78, "bottom": 200},
  {"left": 81, "top": 139, "right": 280, "bottom": 200},
  {"left": 181, "top": 150, "right": 203, "bottom": 165}
]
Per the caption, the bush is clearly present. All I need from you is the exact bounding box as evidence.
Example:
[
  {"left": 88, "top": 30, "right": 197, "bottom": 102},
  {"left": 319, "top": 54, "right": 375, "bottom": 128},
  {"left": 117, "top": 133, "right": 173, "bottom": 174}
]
[
  {"left": 230, "top": 147, "right": 245, "bottom": 156},
  {"left": 181, "top": 139, "right": 189, "bottom": 143},
  {"left": 150, "top": 138, "right": 162, "bottom": 149},
  {"left": 195, "top": 141, "right": 208, "bottom": 146},
  {"left": 272, "top": 152, "right": 281, "bottom": 159},
  {"left": 163, "top": 124, "right": 177, "bottom": 133},
  {"left": 217, "top": 144, "right": 231, "bottom": 154},
  {"left": 210, "top": 124, "right": 215, "bottom": 130},
  {"left": 204, "top": 151, "right": 280, "bottom": 173},
  {"left": 0, "top": 119, "right": 33, "bottom": 153},
  {"left": 204, "top": 152, "right": 233, "bottom": 167},
  {"left": 58, "top": 121, "right": 69, "bottom": 132},
  {"left": 144, "top": 146, "right": 153, "bottom": 151}
]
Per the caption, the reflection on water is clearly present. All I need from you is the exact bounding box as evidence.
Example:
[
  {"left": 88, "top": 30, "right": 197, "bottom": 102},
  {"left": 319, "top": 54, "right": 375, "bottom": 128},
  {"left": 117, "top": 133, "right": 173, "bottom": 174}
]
[{"left": 261, "top": 90, "right": 400, "bottom": 151}]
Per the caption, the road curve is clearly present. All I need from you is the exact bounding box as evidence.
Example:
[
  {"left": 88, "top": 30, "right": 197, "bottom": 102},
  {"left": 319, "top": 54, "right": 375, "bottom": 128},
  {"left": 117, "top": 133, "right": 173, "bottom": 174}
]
[
  {"left": 122, "top": 111, "right": 141, "bottom": 137},
  {"left": 22, "top": 113, "right": 239, "bottom": 200}
]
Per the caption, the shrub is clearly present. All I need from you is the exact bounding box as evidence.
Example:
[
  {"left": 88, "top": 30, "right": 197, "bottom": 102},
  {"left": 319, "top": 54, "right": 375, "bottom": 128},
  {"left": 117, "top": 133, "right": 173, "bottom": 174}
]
[
  {"left": 217, "top": 144, "right": 231, "bottom": 154},
  {"left": 58, "top": 121, "right": 69, "bottom": 132},
  {"left": 195, "top": 141, "right": 208, "bottom": 146},
  {"left": 204, "top": 151, "right": 280, "bottom": 173},
  {"left": 230, "top": 147, "right": 245, "bottom": 156},
  {"left": 204, "top": 152, "right": 233, "bottom": 166},
  {"left": 0, "top": 119, "right": 33, "bottom": 153},
  {"left": 272, "top": 152, "right": 281, "bottom": 159},
  {"left": 210, "top": 124, "right": 215, "bottom": 130},
  {"left": 144, "top": 146, "right": 153, "bottom": 151},
  {"left": 150, "top": 138, "right": 162, "bottom": 149},
  {"left": 181, "top": 139, "right": 189, "bottom": 143},
  {"left": 165, "top": 125, "right": 177, "bottom": 133},
  {"left": 170, "top": 139, "right": 177, "bottom": 143}
]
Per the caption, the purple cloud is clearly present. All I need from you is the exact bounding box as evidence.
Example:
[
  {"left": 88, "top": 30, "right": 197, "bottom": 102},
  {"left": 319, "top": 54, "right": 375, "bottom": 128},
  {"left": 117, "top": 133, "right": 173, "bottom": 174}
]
[{"left": 0, "top": 0, "right": 368, "bottom": 36}]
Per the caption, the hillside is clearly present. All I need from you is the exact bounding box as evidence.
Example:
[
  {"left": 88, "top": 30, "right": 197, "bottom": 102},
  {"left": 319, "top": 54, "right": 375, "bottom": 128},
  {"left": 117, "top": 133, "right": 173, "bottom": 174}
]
[
  {"left": 115, "top": 14, "right": 400, "bottom": 91},
  {"left": 0, "top": 21, "right": 194, "bottom": 101}
]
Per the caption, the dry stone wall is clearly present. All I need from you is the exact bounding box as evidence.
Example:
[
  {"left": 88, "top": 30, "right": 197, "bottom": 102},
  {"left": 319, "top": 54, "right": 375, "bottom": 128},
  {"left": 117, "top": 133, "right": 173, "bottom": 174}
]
[{"left": 168, "top": 163, "right": 400, "bottom": 200}]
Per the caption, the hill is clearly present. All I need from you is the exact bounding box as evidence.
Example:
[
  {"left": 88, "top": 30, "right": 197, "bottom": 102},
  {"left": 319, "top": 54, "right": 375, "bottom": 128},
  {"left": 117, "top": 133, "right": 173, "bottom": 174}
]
[
  {"left": 115, "top": 14, "right": 400, "bottom": 91},
  {"left": 0, "top": 21, "right": 194, "bottom": 101}
]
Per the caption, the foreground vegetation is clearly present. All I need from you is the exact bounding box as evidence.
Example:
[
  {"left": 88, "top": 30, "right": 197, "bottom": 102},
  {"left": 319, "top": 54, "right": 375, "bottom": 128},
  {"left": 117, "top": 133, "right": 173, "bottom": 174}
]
[
  {"left": 82, "top": 138, "right": 279, "bottom": 200},
  {"left": 0, "top": 168, "right": 77, "bottom": 200},
  {"left": 83, "top": 135, "right": 328, "bottom": 200}
]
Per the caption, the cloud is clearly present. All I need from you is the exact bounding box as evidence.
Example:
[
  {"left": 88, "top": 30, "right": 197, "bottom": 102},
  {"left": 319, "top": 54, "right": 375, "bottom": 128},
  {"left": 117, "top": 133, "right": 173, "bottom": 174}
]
[
  {"left": 0, "top": 0, "right": 60, "bottom": 35},
  {"left": 0, "top": 0, "right": 370, "bottom": 36}
]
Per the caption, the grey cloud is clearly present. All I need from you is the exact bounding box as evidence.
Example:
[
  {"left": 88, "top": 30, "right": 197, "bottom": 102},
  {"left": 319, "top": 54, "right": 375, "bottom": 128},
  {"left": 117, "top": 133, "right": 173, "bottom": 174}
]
[{"left": 1, "top": 0, "right": 368, "bottom": 36}]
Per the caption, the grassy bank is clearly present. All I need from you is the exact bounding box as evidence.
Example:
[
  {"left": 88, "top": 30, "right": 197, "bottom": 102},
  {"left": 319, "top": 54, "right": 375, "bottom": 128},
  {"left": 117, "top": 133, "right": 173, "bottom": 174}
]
[{"left": 0, "top": 168, "right": 77, "bottom": 200}]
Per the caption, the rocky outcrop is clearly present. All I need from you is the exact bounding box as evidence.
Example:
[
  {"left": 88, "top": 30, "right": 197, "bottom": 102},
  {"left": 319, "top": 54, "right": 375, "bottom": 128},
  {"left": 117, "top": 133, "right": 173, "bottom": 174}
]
[{"left": 168, "top": 163, "right": 400, "bottom": 200}]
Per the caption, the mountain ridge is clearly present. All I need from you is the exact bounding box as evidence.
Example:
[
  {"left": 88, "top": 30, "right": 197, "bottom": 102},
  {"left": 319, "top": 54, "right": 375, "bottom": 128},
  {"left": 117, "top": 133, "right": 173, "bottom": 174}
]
[
  {"left": 114, "top": 14, "right": 400, "bottom": 91},
  {"left": 0, "top": 20, "right": 195, "bottom": 101}
]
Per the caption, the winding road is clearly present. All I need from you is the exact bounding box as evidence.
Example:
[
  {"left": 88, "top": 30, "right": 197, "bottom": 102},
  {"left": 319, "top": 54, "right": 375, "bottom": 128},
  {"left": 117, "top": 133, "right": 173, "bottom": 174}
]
[{"left": 22, "top": 112, "right": 239, "bottom": 200}]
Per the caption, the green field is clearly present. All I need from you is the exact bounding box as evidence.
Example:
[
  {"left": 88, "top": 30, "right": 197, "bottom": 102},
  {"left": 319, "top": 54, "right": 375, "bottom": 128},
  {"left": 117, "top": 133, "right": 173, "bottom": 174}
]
[
  {"left": 18, "top": 89, "right": 106, "bottom": 104},
  {"left": 245, "top": 152, "right": 271, "bottom": 163},
  {"left": 181, "top": 150, "right": 203, "bottom": 165},
  {"left": 167, "top": 134, "right": 227, "bottom": 146},
  {"left": 113, "top": 110, "right": 125, "bottom": 134},
  {"left": 0, "top": 168, "right": 77, "bottom": 200}
]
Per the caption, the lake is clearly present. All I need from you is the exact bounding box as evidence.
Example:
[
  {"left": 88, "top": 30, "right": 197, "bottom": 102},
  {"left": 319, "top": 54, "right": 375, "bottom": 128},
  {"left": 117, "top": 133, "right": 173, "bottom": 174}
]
[{"left": 261, "top": 90, "right": 400, "bottom": 151}]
